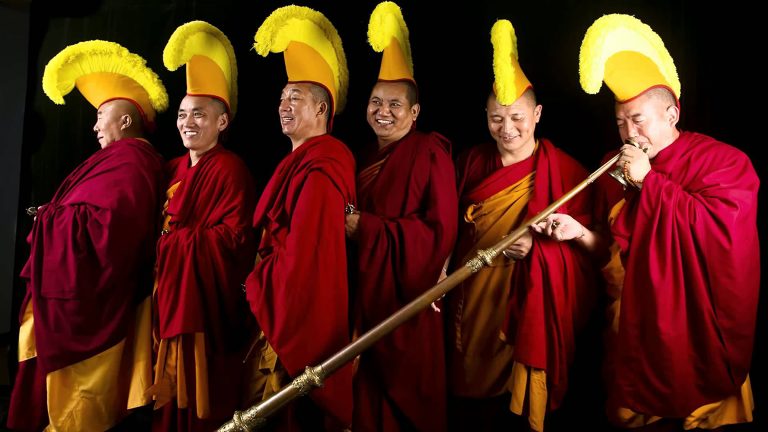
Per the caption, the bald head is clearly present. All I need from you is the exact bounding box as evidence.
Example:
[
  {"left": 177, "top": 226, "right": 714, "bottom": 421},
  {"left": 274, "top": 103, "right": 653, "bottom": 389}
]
[{"left": 93, "top": 99, "right": 146, "bottom": 148}]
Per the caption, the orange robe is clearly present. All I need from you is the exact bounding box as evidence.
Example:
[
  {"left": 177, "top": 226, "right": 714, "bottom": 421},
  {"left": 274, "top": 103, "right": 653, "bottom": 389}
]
[{"left": 447, "top": 139, "right": 595, "bottom": 431}]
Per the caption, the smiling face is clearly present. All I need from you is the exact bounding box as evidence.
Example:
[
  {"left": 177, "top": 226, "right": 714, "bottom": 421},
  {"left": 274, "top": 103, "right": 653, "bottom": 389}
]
[
  {"left": 176, "top": 95, "right": 228, "bottom": 155},
  {"left": 278, "top": 82, "right": 329, "bottom": 149},
  {"left": 486, "top": 90, "right": 541, "bottom": 159},
  {"left": 366, "top": 81, "right": 419, "bottom": 148}
]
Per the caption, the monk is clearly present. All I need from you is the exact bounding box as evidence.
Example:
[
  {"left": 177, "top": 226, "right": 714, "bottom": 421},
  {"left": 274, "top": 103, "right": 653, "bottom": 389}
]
[
  {"left": 8, "top": 39, "right": 167, "bottom": 432},
  {"left": 346, "top": 79, "right": 458, "bottom": 432},
  {"left": 446, "top": 89, "right": 595, "bottom": 431},
  {"left": 150, "top": 94, "right": 256, "bottom": 431},
  {"left": 9, "top": 97, "right": 165, "bottom": 431},
  {"left": 540, "top": 14, "right": 762, "bottom": 429},
  {"left": 245, "top": 81, "right": 356, "bottom": 430},
  {"left": 545, "top": 87, "right": 760, "bottom": 429}
]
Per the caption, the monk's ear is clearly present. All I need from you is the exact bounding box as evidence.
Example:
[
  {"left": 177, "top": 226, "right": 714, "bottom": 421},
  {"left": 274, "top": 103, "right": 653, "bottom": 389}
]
[
  {"left": 120, "top": 114, "right": 133, "bottom": 130},
  {"left": 666, "top": 104, "right": 680, "bottom": 127},
  {"left": 411, "top": 103, "right": 421, "bottom": 121},
  {"left": 218, "top": 112, "right": 229, "bottom": 131},
  {"left": 317, "top": 101, "right": 328, "bottom": 117}
]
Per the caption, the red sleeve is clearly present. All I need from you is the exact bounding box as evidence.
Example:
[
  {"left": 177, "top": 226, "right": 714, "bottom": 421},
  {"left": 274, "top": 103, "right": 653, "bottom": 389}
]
[{"left": 246, "top": 170, "right": 353, "bottom": 426}]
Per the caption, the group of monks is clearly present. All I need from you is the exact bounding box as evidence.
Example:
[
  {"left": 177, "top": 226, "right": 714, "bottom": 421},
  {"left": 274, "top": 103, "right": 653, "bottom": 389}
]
[{"left": 6, "top": 4, "right": 761, "bottom": 432}]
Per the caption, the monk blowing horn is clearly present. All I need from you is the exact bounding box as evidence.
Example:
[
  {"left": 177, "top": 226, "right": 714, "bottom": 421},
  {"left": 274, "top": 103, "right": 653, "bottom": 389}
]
[{"left": 218, "top": 139, "right": 637, "bottom": 431}]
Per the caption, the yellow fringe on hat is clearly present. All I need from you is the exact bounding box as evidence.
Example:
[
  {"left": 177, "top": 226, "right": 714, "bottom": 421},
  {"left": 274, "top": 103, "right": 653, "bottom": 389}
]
[
  {"left": 254, "top": 5, "right": 348, "bottom": 113},
  {"left": 368, "top": 1, "right": 413, "bottom": 79},
  {"left": 579, "top": 14, "right": 680, "bottom": 99},
  {"left": 163, "top": 20, "right": 238, "bottom": 115},
  {"left": 491, "top": 20, "right": 519, "bottom": 105},
  {"left": 43, "top": 40, "right": 168, "bottom": 112},
  {"left": 491, "top": 19, "right": 532, "bottom": 105}
]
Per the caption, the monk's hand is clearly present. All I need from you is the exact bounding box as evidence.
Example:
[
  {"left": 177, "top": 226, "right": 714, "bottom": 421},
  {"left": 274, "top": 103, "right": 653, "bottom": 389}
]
[
  {"left": 502, "top": 230, "right": 533, "bottom": 260},
  {"left": 531, "top": 213, "right": 583, "bottom": 241},
  {"left": 617, "top": 141, "right": 652, "bottom": 186},
  {"left": 345, "top": 213, "right": 360, "bottom": 239}
]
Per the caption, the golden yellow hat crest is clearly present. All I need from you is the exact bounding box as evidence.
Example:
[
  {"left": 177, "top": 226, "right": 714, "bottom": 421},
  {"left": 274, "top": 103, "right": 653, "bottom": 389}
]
[
  {"left": 164, "top": 21, "right": 238, "bottom": 116},
  {"left": 579, "top": 14, "right": 680, "bottom": 103},
  {"left": 491, "top": 19, "right": 533, "bottom": 105},
  {"left": 368, "top": 1, "right": 414, "bottom": 84},
  {"left": 254, "top": 5, "right": 348, "bottom": 115},
  {"left": 42, "top": 40, "right": 168, "bottom": 128}
]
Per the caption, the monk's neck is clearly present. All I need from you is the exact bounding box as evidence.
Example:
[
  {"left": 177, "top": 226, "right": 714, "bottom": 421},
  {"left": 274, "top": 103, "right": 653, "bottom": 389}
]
[
  {"left": 189, "top": 142, "right": 218, "bottom": 167},
  {"left": 499, "top": 140, "right": 536, "bottom": 167}
]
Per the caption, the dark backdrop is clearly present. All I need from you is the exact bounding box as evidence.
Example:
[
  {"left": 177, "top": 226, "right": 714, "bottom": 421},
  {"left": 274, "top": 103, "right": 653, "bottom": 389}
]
[{"left": 2, "top": 0, "right": 765, "bottom": 430}]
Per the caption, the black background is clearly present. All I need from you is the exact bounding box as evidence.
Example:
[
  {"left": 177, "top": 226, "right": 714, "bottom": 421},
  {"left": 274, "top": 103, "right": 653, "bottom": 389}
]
[{"left": 2, "top": 0, "right": 765, "bottom": 430}]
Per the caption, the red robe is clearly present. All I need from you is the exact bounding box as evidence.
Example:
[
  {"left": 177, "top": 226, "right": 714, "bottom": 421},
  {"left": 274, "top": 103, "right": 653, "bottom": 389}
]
[
  {"left": 9, "top": 138, "right": 164, "bottom": 431},
  {"left": 352, "top": 130, "right": 458, "bottom": 432},
  {"left": 246, "top": 134, "right": 356, "bottom": 428},
  {"left": 598, "top": 131, "right": 760, "bottom": 417},
  {"left": 452, "top": 139, "right": 595, "bottom": 410},
  {"left": 153, "top": 145, "right": 256, "bottom": 429}
]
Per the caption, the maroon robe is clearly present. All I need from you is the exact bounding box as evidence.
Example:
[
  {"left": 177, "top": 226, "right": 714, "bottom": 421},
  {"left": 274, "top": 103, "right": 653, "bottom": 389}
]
[
  {"left": 452, "top": 138, "right": 595, "bottom": 410},
  {"left": 598, "top": 131, "right": 760, "bottom": 417},
  {"left": 352, "top": 130, "right": 458, "bottom": 432},
  {"left": 153, "top": 145, "right": 256, "bottom": 430},
  {"left": 246, "top": 134, "right": 356, "bottom": 428},
  {"left": 8, "top": 138, "right": 164, "bottom": 431}
]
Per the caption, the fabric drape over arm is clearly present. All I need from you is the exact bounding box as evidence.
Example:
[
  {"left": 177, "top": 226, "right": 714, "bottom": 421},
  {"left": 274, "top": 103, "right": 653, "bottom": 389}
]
[
  {"left": 610, "top": 131, "right": 760, "bottom": 417},
  {"left": 155, "top": 147, "right": 256, "bottom": 351},
  {"left": 246, "top": 135, "right": 356, "bottom": 427},
  {"left": 21, "top": 138, "right": 164, "bottom": 373}
]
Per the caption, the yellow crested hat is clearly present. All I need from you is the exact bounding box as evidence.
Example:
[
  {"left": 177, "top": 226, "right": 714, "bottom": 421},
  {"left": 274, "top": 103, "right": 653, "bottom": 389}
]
[
  {"left": 579, "top": 14, "right": 680, "bottom": 104},
  {"left": 368, "top": 1, "right": 414, "bottom": 85},
  {"left": 254, "top": 5, "right": 348, "bottom": 116},
  {"left": 164, "top": 21, "right": 238, "bottom": 116},
  {"left": 491, "top": 19, "right": 533, "bottom": 105},
  {"left": 42, "top": 40, "right": 168, "bottom": 129}
]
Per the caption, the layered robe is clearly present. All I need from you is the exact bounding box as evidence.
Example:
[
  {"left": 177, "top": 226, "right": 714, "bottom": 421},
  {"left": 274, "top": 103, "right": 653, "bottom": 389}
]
[
  {"left": 446, "top": 139, "right": 594, "bottom": 431},
  {"left": 8, "top": 138, "right": 164, "bottom": 431},
  {"left": 245, "top": 134, "right": 356, "bottom": 429},
  {"left": 151, "top": 145, "right": 256, "bottom": 431},
  {"left": 352, "top": 130, "right": 458, "bottom": 432},
  {"left": 597, "top": 131, "right": 759, "bottom": 427}
]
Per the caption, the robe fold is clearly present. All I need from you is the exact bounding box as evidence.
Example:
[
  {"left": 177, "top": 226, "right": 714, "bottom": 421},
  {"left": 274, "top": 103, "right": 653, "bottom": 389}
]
[
  {"left": 599, "top": 131, "right": 760, "bottom": 418},
  {"left": 352, "top": 130, "right": 458, "bottom": 432},
  {"left": 246, "top": 134, "right": 356, "bottom": 428},
  {"left": 448, "top": 139, "right": 594, "bottom": 417},
  {"left": 152, "top": 145, "right": 256, "bottom": 429},
  {"left": 9, "top": 138, "right": 164, "bottom": 431}
]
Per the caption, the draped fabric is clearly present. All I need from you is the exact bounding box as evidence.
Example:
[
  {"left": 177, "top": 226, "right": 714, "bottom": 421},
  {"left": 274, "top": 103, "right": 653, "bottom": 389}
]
[
  {"left": 246, "top": 134, "right": 357, "bottom": 428},
  {"left": 151, "top": 145, "right": 256, "bottom": 430},
  {"left": 599, "top": 131, "right": 760, "bottom": 417},
  {"left": 448, "top": 139, "right": 595, "bottom": 413},
  {"left": 8, "top": 138, "right": 164, "bottom": 431},
  {"left": 352, "top": 130, "right": 458, "bottom": 432}
]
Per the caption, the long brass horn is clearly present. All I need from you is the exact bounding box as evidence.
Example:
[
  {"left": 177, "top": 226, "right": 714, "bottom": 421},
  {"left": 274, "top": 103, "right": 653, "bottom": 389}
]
[{"left": 218, "top": 145, "right": 626, "bottom": 431}]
